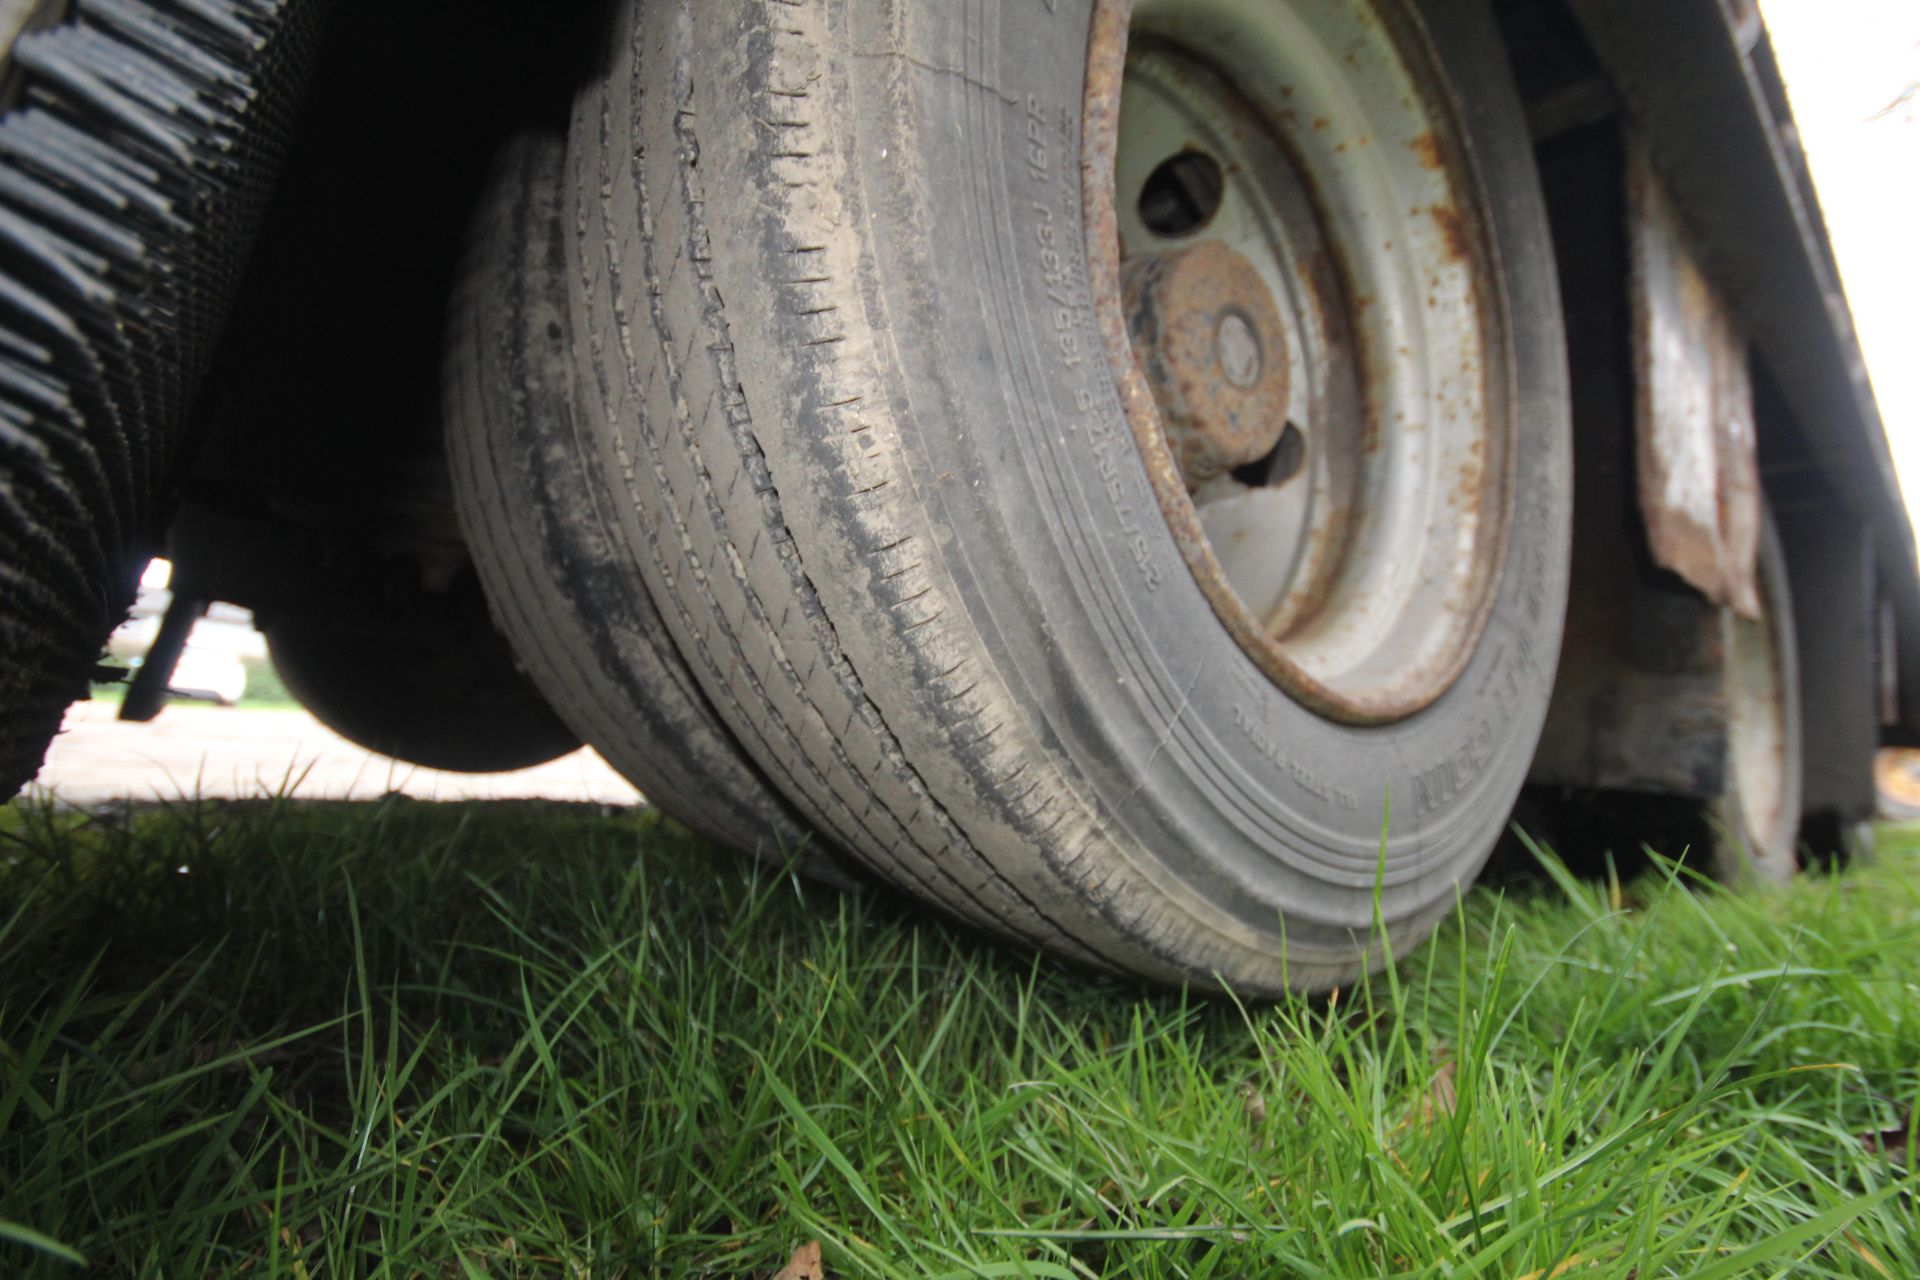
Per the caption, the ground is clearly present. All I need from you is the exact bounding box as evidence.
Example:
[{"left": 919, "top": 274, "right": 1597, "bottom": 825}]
[
  {"left": 30, "top": 699, "right": 638, "bottom": 807},
  {"left": 1, "top": 796, "right": 1915, "bottom": 1277}
]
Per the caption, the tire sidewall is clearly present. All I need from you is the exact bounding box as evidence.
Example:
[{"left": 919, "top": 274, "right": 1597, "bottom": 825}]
[{"left": 829, "top": 0, "right": 1571, "bottom": 947}]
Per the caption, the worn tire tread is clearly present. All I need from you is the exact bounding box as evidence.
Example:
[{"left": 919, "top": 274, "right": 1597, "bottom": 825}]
[{"left": 445, "top": 132, "right": 821, "bottom": 863}]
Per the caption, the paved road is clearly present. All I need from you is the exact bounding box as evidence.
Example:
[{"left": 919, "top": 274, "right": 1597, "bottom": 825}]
[{"left": 27, "top": 699, "right": 643, "bottom": 807}]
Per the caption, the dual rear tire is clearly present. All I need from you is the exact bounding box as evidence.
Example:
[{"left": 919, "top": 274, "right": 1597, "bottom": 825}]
[
  {"left": 444, "top": 135, "right": 823, "bottom": 865},
  {"left": 452, "top": 0, "right": 1575, "bottom": 991}
]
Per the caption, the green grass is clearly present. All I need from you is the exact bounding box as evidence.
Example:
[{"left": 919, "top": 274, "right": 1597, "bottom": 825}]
[
  {"left": 88, "top": 653, "right": 297, "bottom": 710},
  {"left": 1, "top": 798, "right": 1916, "bottom": 1277}
]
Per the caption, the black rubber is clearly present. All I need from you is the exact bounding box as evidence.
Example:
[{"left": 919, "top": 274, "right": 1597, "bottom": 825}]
[
  {"left": 0, "top": 0, "right": 324, "bottom": 798},
  {"left": 265, "top": 592, "right": 583, "bottom": 776},
  {"left": 569, "top": 0, "right": 1571, "bottom": 991},
  {"left": 444, "top": 133, "right": 830, "bottom": 868}
]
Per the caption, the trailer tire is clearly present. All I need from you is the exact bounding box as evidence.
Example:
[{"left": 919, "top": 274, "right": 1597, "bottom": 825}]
[{"left": 569, "top": 0, "right": 1571, "bottom": 990}]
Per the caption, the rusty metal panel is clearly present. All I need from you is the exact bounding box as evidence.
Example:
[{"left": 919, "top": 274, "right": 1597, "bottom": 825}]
[
  {"left": 1566, "top": 0, "right": 1920, "bottom": 738},
  {"left": 1627, "top": 141, "right": 1763, "bottom": 620}
]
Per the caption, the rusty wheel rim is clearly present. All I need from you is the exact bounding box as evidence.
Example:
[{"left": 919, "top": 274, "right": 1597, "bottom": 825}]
[{"left": 1084, "top": 0, "right": 1517, "bottom": 724}]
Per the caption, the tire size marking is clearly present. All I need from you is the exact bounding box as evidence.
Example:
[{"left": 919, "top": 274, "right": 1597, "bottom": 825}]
[
  {"left": 1413, "top": 626, "right": 1543, "bottom": 816},
  {"left": 1024, "top": 92, "right": 1053, "bottom": 190},
  {"left": 1485, "top": 629, "right": 1540, "bottom": 721},
  {"left": 1413, "top": 718, "right": 1496, "bottom": 816},
  {"left": 1231, "top": 703, "right": 1361, "bottom": 812},
  {"left": 1026, "top": 92, "right": 1160, "bottom": 592}
]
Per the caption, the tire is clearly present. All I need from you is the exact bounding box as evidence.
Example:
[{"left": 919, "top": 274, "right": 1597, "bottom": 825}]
[
  {"left": 0, "top": 0, "right": 325, "bottom": 799},
  {"left": 569, "top": 0, "right": 1571, "bottom": 990},
  {"left": 443, "top": 133, "right": 828, "bottom": 868},
  {"left": 266, "top": 595, "right": 581, "bottom": 775},
  {"left": 1713, "top": 512, "right": 1803, "bottom": 881}
]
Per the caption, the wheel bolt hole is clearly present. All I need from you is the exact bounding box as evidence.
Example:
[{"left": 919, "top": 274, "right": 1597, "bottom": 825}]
[
  {"left": 1232, "top": 421, "right": 1306, "bottom": 487},
  {"left": 1138, "top": 150, "right": 1226, "bottom": 237}
]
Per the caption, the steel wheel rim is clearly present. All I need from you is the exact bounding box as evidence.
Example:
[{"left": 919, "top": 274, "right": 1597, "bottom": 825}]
[
  {"left": 1726, "top": 593, "right": 1790, "bottom": 853},
  {"left": 1085, "top": 0, "right": 1517, "bottom": 724}
]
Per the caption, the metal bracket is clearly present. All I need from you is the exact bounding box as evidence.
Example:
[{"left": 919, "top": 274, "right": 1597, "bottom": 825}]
[{"left": 119, "top": 592, "right": 208, "bottom": 723}]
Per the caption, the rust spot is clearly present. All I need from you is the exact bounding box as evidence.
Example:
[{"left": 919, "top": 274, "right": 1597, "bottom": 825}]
[
  {"left": 1452, "top": 459, "right": 1484, "bottom": 513},
  {"left": 1627, "top": 140, "right": 1764, "bottom": 619},
  {"left": 1407, "top": 131, "right": 1445, "bottom": 172},
  {"left": 1359, "top": 408, "right": 1381, "bottom": 456},
  {"left": 1082, "top": 0, "right": 1127, "bottom": 310},
  {"left": 1274, "top": 500, "right": 1353, "bottom": 632},
  {"left": 1428, "top": 202, "right": 1471, "bottom": 267},
  {"left": 1295, "top": 246, "right": 1337, "bottom": 333},
  {"left": 1311, "top": 115, "right": 1331, "bottom": 132}
]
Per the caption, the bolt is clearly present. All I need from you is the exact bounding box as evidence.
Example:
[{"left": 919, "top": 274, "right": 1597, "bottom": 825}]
[{"left": 1217, "top": 311, "right": 1261, "bottom": 388}]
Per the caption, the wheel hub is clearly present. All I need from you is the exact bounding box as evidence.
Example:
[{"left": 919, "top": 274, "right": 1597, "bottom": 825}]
[
  {"left": 1122, "top": 240, "right": 1292, "bottom": 489},
  {"left": 1085, "top": 0, "right": 1517, "bottom": 724}
]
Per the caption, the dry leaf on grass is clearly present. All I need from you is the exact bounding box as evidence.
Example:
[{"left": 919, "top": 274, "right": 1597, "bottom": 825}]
[
  {"left": 771, "top": 1240, "right": 825, "bottom": 1280},
  {"left": 1846, "top": 1233, "right": 1894, "bottom": 1278},
  {"left": 1406, "top": 1048, "right": 1457, "bottom": 1131},
  {"left": 1239, "top": 1079, "right": 1269, "bottom": 1144},
  {"left": 1514, "top": 1253, "right": 1586, "bottom": 1280},
  {"left": 1858, "top": 1108, "right": 1913, "bottom": 1163},
  {"left": 1422, "top": 1055, "right": 1458, "bottom": 1121}
]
